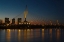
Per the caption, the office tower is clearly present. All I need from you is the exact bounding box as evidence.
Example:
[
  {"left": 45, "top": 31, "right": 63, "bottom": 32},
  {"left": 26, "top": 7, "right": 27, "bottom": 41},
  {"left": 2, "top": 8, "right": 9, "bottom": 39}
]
[
  {"left": 0, "top": 19, "right": 2, "bottom": 24},
  {"left": 12, "top": 18, "right": 15, "bottom": 24},
  {"left": 5, "top": 18, "right": 10, "bottom": 24},
  {"left": 18, "top": 18, "right": 22, "bottom": 24}
]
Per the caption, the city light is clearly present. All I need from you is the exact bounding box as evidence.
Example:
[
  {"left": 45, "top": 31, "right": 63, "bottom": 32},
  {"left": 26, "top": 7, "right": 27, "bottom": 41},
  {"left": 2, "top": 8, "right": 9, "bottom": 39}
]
[
  {"left": 0, "top": 5, "right": 63, "bottom": 29},
  {"left": 7, "top": 29, "right": 10, "bottom": 32},
  {"left": 7, "top": 24, "right": 9, "bottom": 26},
  {"left": 18, "top": 29, "right": 21, "bottom": 32},
  {"left": 19, "top": 23, "right": 21, "bottom": 24}
]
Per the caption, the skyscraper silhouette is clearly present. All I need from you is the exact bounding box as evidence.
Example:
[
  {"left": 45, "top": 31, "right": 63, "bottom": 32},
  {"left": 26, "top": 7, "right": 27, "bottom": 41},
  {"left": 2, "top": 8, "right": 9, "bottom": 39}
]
[
  {"left": 12, "top": 18, "right": 15, "bottom": 24},
  {"left": 18, "top": 18, "right": 22, "bottom": 24},
  {"left": 5, "top": 18, "right": 10, "bottom": 24}
]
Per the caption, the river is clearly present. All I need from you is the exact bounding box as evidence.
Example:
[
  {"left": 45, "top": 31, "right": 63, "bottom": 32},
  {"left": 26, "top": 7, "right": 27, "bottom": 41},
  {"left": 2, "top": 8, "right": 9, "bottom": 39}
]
[{"left": 0, "top": 28, "right": 64, "bottom": 42}]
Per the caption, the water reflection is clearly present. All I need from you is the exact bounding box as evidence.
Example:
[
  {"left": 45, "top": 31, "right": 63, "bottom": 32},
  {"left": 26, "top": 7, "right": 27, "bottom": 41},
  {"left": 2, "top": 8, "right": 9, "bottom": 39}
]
[
  {"left": 18, "top": 29, "right": 21, "bottom": 42},
  {"left": 0, "top": 28, "right": 64, "bottom": 42},
  {"left": 56, "top": 29, "right": 60, "bottom": 41},
  {"left": 49, "top": 29, "right": 52, "bottom": 41},
  {"left": 42, "top": 29, "right": 44, "bottom": 39},
  {"left": 0, "top": 29, "right": 6, "bottom": 42},
  {"left": 34, "top": 29, "right": 40, "bottom": 38},
  {"left": 24, "top": 29, "right": 27, "bottom": 42},
  {"left": 30, "top": 29, "right": 33, "bottom": 39},
  {"left": 6, "top": 29, "right": 11, "bottom": 42}
]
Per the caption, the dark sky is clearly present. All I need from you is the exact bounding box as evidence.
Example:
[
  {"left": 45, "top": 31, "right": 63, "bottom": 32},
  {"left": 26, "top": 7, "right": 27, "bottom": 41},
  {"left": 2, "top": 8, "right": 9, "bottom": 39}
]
[{"left": 0, "top": 0, "right": 64, "bottom": 24}]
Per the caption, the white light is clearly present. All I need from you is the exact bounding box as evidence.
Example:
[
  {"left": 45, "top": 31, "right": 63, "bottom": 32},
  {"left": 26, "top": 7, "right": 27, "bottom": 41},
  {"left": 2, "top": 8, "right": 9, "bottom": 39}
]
[
  {"left": 27, "top": 23, "right": 28, "bottom": 24},
  {"left": 18, "top": 29, "right": 21, "bottom": 32},
  {"left": 19, "top": 23, "right": 21, "bottom": 24},
  {"left": 29, "top": 23, "right": 30, "bottom": 24},
  {"left": 7, "top": 24, "right": 9, "bottom": 26}
]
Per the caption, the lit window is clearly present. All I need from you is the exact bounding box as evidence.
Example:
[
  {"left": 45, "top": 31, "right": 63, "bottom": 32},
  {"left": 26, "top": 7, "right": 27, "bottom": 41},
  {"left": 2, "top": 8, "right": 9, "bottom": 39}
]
[
  {"left": 19, "top": 23, "right": 21, "bottom": 24},
  {"left": 7, "top": 24, "right": 9, "bottom": 26},
  {"left": 29, "top": 23, "right": 30, "bottom": 24},
  {"left": 27, "top": 23, "right": 28, "bottom": 24}
]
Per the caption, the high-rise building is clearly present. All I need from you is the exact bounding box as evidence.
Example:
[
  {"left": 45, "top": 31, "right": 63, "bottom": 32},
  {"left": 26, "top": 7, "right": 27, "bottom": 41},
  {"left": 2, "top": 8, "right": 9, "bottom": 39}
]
[
  {"left": 12, "top": 18, "right": 15, "bottom": 24},
  {"left": 18, "top": 18, "right": 22, "bottom": 24},
  {"left": 56, "top": 20, "right": 59, "bottom": 25},
  {"left": 5, "top": 18, "right": 10, "bottom": 24},
  {"left": 0, "top": 19, "right": 2, "bottom": 24}
]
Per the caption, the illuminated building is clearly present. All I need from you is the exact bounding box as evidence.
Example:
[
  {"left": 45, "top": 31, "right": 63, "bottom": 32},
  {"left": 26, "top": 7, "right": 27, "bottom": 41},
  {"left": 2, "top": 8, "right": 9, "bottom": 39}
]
[
  {"left": 56, "top": 20, "right": 59, "bottom": 25},
  {"left": 18, "top": 18, "right": 22, "bottom": 24},
  {"left": 12, "top": 18, "right": 15, "bottom": 24}
]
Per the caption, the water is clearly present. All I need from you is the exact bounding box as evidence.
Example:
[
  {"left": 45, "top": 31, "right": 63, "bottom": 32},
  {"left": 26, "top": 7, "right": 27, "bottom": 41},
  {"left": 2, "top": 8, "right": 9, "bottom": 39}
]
[{"left": 0, "top": 28, "right": 64, "bottom": 42}]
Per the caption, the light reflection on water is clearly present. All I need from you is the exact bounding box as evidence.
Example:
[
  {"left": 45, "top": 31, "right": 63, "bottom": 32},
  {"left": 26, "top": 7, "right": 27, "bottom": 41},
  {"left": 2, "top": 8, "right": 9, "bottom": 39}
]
[
  {"left": 6, "top": 29, "right": 11, "bottom": 42},
  {"left": 0, "top": 28, "right": 64, "bottom": 42}
]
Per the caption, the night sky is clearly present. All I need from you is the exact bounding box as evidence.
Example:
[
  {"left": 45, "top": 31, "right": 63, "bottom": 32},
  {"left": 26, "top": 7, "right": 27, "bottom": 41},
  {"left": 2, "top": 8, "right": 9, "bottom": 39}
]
[{"left": 0, "top": 0, "right": 64, "bottom": 24}]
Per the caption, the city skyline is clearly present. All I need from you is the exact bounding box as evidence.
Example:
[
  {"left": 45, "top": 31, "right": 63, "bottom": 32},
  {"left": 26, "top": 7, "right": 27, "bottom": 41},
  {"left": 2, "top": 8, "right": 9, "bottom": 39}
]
[
  {"left": 0, "top": 0, "right": 64, "bottom": 42},
  {"left": 0, "top": 17, "right": 62, "bottom": 25},
  {"left": 0, "top": 0, "right": 64, "bottom": 24}
]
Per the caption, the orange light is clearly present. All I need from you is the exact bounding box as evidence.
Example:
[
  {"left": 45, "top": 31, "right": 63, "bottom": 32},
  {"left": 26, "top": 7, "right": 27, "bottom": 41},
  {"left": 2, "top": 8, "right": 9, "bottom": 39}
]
[{"left": 7, "top": 29, "right": 10, "bottom": 32}]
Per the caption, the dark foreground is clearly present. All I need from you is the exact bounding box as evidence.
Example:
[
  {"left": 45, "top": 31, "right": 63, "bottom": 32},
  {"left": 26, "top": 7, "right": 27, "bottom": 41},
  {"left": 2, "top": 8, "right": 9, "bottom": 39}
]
[
  {"left": 0, "top": 28, "right": 64, "bottom": 42},
  {"left": 0, "top": 25, "right": 64, "bottom": 29}
]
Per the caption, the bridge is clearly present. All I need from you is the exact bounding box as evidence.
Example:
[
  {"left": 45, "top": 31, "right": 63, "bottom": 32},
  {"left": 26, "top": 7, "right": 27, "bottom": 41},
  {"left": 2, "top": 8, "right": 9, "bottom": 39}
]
[{"left": 10, "top": 5, "right": 62, "bottom": 26}]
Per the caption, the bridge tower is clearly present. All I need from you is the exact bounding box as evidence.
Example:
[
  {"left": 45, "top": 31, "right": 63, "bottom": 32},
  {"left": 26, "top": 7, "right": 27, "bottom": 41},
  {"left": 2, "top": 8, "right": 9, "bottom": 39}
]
[
  {"left": 24, "top": 5, "right": 28, "bottom": 22},
  {"left": 22, "top": 5, "right": 30, "bottom": 25}
]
